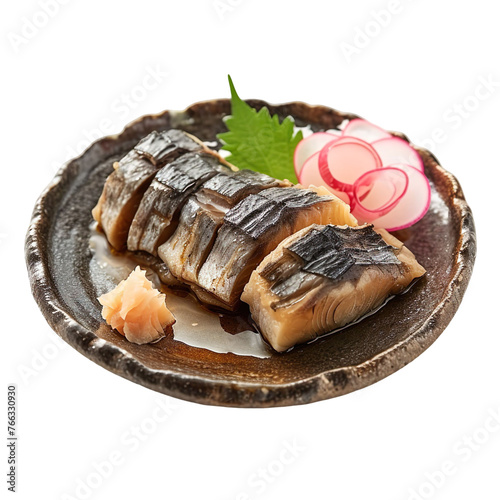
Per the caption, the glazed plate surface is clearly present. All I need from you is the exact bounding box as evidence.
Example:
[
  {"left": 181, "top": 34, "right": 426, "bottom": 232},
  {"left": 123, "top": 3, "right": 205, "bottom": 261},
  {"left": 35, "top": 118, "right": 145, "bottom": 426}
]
[{"left": 25, "top": 99, "right": 476, "bottom": 407}]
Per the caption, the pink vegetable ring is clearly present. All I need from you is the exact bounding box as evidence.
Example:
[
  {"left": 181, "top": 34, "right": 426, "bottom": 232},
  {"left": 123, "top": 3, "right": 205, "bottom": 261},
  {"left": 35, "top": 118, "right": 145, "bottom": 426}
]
[
  {"left": 351, "top": 167, "right": 409, "bottom": 222},
  {"left": 293, "top": 118, "right": 431, "bottom": 231},
  {"left": 294, "top": 132, "right": 340, "bottom": 179},
  {"left": 371, "top": 137, "right": 424, "bottom": 172},
  {"left": 298, "top": 152, "right": 350, "bottom": 204},
  {"left": 342, "top": 118, "right": 392, "bottom": 142},
  {"left": 366, "top": 163, "right": 431, "bottom": 231},
  {"left": 318, "top": 137, "right": 383, "bottom": 192}
]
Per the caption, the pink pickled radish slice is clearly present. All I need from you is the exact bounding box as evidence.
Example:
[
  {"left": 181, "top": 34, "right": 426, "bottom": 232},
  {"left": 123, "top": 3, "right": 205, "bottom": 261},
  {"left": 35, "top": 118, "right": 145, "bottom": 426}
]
[
  {"left": 351, "top": 167, "right": 409, "bottom": 223},
  {"left": 298, "top": 152, "right": 351, "bottom": 204},
  {"left": 318, "top": 137, "right": 383, "bottom": 192},
  {"left": 368, "top": 163, "right": 431, "bottom": 231},
  {"left": 342, "top": 119, "right": 392, "bottom": 142},
  {"left": 371, "top": 137, "right": 424, "bottom": 172},
  {"left": 294, "top": 132, "right": 340, "bottom": 178},
  {"left": 325, "top": 129, "right": 343, "bottom": 136}
]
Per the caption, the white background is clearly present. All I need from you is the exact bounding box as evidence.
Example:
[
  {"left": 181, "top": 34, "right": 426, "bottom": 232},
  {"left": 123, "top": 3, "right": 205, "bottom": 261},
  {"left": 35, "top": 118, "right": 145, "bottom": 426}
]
[{"left": 2, "top": 1, "right": 498, "bottom": 499}]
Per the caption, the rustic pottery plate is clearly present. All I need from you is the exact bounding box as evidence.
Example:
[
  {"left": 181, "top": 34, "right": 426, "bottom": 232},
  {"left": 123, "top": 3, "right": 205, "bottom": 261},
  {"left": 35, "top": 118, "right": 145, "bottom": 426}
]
[{"left": 25, "top": 99, "right": 476, "bottom": 407}]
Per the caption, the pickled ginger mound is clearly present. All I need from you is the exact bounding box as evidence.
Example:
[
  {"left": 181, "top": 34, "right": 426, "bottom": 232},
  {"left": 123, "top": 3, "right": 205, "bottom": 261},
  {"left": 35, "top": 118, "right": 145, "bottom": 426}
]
[
  {"left": 241, "top": 224, "right": 426, "bottom": 352},
  {"left": 98, "top": 266, "right": 175, "bottom": 344}
]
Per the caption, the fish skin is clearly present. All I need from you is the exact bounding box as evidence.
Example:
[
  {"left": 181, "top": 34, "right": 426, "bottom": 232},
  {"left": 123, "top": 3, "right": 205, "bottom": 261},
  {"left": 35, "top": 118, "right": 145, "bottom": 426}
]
[
  {"left": 127, "top": 152, "right": 229, "bottom": 255},
  {"left": 158, "top": 170, "right": 288, "bottom": 288},
  {"left": 283, "top": 224, "right": 401, "bottom": 282},
  {"left": 196, "top": 187, "right": 357, "bottom": 310},
  {"left": 158, "top": 197, "right": 224, "bottom": 286},
  {"left": 200, "top": 169, "right": 287, "bottom": 204},
  {"left": 94, "top": 152, "right": 159, "bottom": 251},
  {"left": 241, "top": 224, "right": 426, "bottom": 352},
  {"left": 93, "top": 130, "right": 204, "bottom": 251},
  {"left": 223, "top": 188, "right": 326, "bottom": 239},
  {"left": 133, "top": 130, "right": 202, "bottom": 167}
]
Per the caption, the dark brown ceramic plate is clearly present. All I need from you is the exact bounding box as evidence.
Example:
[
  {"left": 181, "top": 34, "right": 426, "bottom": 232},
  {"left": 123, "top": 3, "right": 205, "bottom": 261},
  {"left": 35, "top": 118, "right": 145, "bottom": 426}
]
[{"left": 26, "top": 99, "right": 476, "bottom": 407}]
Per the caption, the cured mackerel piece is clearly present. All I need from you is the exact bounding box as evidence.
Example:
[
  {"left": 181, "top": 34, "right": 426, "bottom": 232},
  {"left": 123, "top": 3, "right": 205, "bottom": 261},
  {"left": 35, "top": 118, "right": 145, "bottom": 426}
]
[
  {"left": 241, "top": 224, "right": 426, "bottom": 352},
  {"left": 158, "top": 170, "right": 289, "bottom": 289},
  {"left": 92, "top": 130, "right": 205, "bottom": 250},
  {"left": 193, "top": 186, "right": 358, "bottom": 310},
  {"left": 127, "top": 152, "right": 230, "bottom": 255},
  {"left": 128, "top": 250, "right": 182, "bottom": 288}
]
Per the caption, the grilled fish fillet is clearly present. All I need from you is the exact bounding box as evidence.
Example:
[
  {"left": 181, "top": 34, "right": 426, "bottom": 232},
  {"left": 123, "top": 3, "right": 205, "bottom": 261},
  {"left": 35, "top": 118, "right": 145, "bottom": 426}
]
[
  {"left": 92, "top": 130, "right": 204, "bottom": 250},
  {"left": 127, "top": 152, "right": 230, "bottom": 255},
  {"left": 158, "top": 170, "right": 289, "bottom": 294},
  {"left": 190, "top": 186, "right": 358, "bottom": 310},
  {"left": 241, "top": 224, "right": 426, "bottom": 352}
]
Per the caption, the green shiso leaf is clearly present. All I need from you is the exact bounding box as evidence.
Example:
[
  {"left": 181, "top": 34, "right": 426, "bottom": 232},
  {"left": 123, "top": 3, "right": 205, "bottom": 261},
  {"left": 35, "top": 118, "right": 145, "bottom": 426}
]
[{"left": 217, "top": 75, "right": 302, "bottom": 183}]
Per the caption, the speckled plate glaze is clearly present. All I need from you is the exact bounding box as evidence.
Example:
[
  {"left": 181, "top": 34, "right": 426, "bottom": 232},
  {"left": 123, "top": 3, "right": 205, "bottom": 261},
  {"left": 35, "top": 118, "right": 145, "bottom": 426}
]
[{"left": 25, "top": 99, "right": 476, "bottom": 407}]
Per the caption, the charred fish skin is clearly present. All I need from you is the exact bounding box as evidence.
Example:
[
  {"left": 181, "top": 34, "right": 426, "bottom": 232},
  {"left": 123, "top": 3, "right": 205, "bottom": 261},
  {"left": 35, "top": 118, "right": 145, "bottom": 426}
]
[
  {"left": 158, "top": 170, "right": 289, "bottom": 288},
  {"left": 200, "top": 169, "right": 289, "bottom": 206},
  {"left": 92, "top": 129, "right": 204, "bottom": 251},
  {"left": 241, "top": 224, "right": 426, "bottom": 352},
  {"left": 127, "top": 152, "right": 230, "bottom": 255},
  {"left": 93, "top": 152, "right": 158, "bottom": 251},
  {"left": 196, "top": 186, "right": 357, "bottom": 310},
  {"left": 263, "top": 225, "right": 402, "bottom": 303},
  {"left": 279, "top": 224, "right": 402, "bottom": 283},
  {"left": 133, "top": 130, "right": 203, "bottom": 167},
  {"left": 158, "top": 196, "right": 224, "bottom": 286}
]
